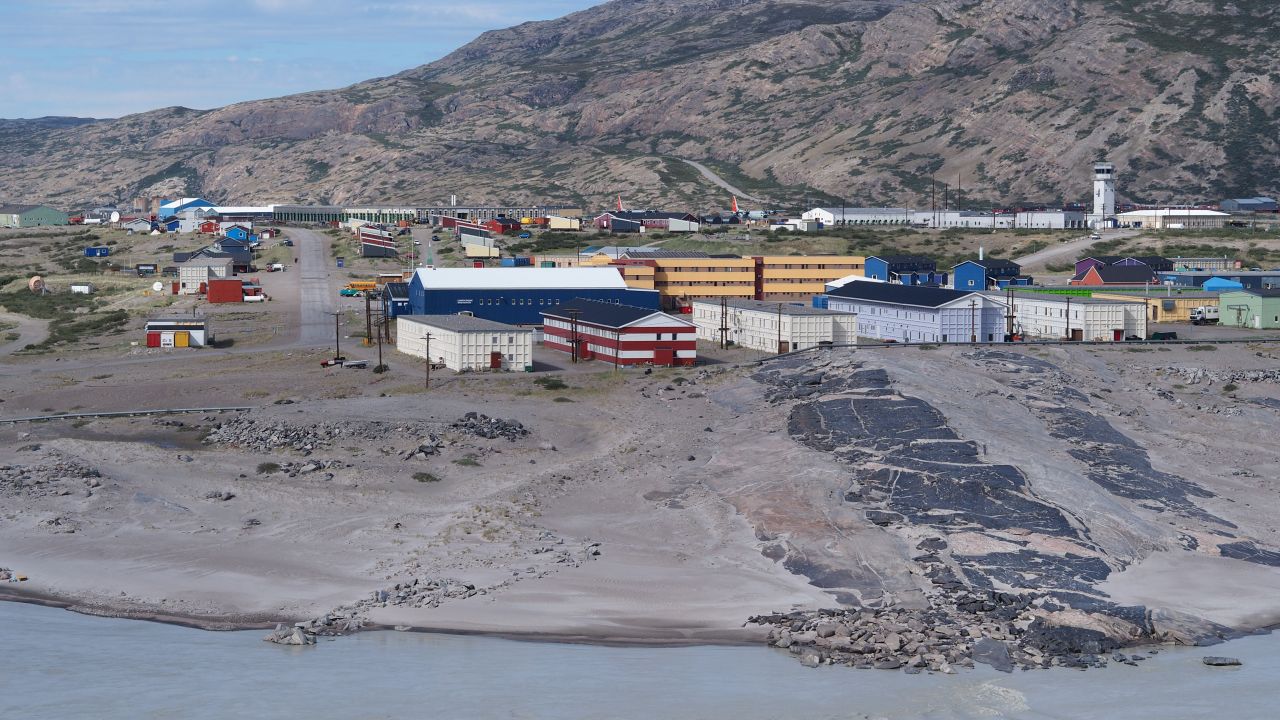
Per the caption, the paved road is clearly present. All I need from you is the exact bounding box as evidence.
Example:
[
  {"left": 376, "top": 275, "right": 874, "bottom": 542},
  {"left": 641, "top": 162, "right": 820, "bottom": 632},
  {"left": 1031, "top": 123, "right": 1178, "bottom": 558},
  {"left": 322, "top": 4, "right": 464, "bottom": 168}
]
[
  {"left": 1014, "top": 229, "right": 1141, "bottom": 270},
  {"left": 291, "top": 227, "right": 336, "bottom": 348},
  {"left": 679, "top": 159, "right": 762, "bottom": 203},
  {"left": 0, "top": 311, "right": 49, "bottom": 356}
]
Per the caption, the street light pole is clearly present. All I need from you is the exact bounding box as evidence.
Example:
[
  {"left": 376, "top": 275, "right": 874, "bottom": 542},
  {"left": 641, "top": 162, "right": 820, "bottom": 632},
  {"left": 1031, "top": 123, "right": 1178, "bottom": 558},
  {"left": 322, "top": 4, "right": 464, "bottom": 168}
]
[
  {"left": 969, "top": 299, "right": 977, "bottom": 343},
  {"left": 424, "top": 332, "right": 433, "bottom": 389},
  {"left": 334, "top": 311, "right": 342, "bottom": 359}
]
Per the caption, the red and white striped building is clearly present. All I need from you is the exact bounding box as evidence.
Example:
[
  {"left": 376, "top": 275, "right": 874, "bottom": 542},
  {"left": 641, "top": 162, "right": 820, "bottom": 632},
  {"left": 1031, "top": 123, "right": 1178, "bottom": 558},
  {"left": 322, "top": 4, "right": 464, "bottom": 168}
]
[
  {"left": 359, "top": 224, "right": 397, "bottom": 258},
  {"left": 541, "top": 299, "right": 697, "bottom": 367}
]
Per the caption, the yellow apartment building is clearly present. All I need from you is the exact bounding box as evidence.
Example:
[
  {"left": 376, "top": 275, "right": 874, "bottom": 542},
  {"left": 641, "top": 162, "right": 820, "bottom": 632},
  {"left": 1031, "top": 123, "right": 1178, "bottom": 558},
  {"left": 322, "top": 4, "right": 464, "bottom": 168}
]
[{"left": 756, "top": 255, "right": 865, "bottom": 300}]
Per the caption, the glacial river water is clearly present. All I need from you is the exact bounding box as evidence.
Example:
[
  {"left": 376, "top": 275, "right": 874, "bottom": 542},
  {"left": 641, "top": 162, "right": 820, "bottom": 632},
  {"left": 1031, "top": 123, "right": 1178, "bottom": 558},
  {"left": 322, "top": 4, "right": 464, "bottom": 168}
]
[{"left": 0, "top": 601, "right": 1274, "bottom": 719}]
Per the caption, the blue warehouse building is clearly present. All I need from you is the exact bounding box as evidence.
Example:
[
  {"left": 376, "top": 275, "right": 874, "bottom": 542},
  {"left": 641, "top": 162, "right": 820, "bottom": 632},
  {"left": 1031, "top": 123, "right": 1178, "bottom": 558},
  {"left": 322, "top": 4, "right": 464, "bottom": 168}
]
[
  {"left": 1158, "top": 270, "right": 1280, "bottom": 291},
  {"left": 864, "top": 255, "right": 947, "bottom": 286},
  {"left": 407, "top": 267, "right": 660, "bottom": 325},
  {"left": 952, "top": 258, "right": 1031, "bottom": 291}
]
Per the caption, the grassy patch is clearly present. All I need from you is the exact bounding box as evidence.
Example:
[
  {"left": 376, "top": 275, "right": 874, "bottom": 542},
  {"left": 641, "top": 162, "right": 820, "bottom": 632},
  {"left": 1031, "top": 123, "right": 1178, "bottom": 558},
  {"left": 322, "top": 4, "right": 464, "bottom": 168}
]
[
  {"left": 256, "top": 462, "right": 280, "bottom": 474},
  {"left": 1222, "top": 383, "right": 1238, "bottom": 393},
  {"left": 552, "top": 396, "right": 575, "bottom": 402},
  {"left": 413, "top": 472, "right": 442, "bottom": 483},
  {"left": 1187, "top": 344, "right": 1217, "bottom": 351},
  {"left": 452, "top": 454, "right": 481, "bottom": 467},
  {"left": 534, "top": 376, "right": 568, "bottom": 391}
]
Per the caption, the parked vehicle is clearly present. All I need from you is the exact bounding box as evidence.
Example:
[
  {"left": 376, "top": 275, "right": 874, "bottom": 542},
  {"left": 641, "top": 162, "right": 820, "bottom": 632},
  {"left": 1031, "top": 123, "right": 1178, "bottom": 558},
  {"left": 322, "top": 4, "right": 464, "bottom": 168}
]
[
  {"left": 1190, "top": 306, "right": 1219, "bottom": 325},
  {"left": 339, "top": 288, "right": 363, "bottom": 297},
  {"left": 344, "top": 360, "right": 368, "bottom": 369},
  {"left": 518, "top": 232, "right": 532, "bottom": 239},
  {"left": 267, "top": 262, "right": 285, "bottom": 272},
  {"left": 320, "top": 356, "right": 347, "bottom": 367}
]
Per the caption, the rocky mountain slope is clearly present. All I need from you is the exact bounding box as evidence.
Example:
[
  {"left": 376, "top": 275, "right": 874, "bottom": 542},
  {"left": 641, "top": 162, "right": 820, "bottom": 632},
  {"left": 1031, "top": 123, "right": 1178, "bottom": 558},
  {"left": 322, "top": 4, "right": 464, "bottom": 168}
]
[{"left": 2, "top": 0, "right": 1276, "bottom": 210}]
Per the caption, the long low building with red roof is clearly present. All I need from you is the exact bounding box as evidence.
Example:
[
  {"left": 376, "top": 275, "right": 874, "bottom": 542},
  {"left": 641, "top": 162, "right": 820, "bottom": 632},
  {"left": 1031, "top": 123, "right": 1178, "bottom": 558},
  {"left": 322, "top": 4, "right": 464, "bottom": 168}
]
[{"left": 541, "top": 299, "right": 696, "bottom": 367}]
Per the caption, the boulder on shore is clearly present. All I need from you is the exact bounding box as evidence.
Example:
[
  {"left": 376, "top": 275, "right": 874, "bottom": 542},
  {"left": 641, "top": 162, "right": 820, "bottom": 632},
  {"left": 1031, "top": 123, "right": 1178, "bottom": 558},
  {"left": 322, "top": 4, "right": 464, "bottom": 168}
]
[{"left": 1202, "top": 656, "right": 1242, "bottom": 667}]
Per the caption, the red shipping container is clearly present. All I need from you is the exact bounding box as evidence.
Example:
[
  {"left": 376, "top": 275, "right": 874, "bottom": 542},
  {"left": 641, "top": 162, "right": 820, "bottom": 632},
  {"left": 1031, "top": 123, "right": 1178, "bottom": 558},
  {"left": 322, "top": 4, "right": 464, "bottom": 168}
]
[
  {"left": 146, "top": 332, "right": 161, "bottom": 348},
  {"left": 171, "top": 282, "right": 179, "bottom": 295},
  {"left": 206, "top": 278, "right": 244, "bottom": 303}
]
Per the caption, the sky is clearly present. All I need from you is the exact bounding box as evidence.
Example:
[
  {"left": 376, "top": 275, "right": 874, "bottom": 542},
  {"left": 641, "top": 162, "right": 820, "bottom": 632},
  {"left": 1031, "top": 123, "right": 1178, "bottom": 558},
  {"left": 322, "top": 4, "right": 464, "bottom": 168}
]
[{"left": 0, "top": 0, "right": 599, "bottom": 119}]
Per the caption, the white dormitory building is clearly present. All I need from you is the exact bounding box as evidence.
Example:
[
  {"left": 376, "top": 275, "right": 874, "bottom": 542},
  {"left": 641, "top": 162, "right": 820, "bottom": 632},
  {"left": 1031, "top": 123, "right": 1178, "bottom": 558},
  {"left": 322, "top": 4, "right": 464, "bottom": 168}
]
[
  {"left": 803, "top": 207, "right": 1087, "bottom": 229},
  {"left": 1115, "top": 209, "right": 1230, "bottom": 230},
  {"left": 689, "top": 298, "right": 857, "bottom": 353},
  {"left": 395, "top": 315, "right": 533, "bottom": 372},
  {"left": 993, "top": 293, "right": 1148, "bottom": 341}
]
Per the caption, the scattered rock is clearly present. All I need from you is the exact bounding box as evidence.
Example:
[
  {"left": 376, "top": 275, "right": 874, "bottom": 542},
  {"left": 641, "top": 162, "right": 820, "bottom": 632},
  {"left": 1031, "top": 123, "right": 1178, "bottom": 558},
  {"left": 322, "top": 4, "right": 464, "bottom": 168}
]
[{"left": 1202, "top": 656, "right": 1242, "bottom": 667}]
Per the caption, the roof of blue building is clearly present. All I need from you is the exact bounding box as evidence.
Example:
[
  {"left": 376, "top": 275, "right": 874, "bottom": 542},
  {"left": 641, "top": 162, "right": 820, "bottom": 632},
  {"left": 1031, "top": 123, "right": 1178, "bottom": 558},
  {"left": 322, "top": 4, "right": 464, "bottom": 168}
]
[{"left": 954, "top": 258, "right": 1020, "bottom": 270}]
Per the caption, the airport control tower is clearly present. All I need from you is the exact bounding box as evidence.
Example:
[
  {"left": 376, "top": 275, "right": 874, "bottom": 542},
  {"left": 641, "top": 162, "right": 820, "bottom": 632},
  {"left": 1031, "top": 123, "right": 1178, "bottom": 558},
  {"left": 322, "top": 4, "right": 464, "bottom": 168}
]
[{"left": 1091, "top": 161, "right": 1115, "bottom": 227}]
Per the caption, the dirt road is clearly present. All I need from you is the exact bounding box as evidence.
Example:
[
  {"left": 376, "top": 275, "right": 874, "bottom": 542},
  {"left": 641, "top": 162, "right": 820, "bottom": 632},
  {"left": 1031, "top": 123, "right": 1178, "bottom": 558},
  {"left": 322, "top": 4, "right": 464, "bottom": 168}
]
[
  {"left": 0, "top": 311, "right": 49, "bottom": 356},
  {"left": 679, "top": 159, "right": 762, "bottom": 203},
  {"left": 290, "top": 227, "right": 337, "bottom": 348},
  {"left": 1015, "top": 229, "right": 1140, "bottom": 270}
]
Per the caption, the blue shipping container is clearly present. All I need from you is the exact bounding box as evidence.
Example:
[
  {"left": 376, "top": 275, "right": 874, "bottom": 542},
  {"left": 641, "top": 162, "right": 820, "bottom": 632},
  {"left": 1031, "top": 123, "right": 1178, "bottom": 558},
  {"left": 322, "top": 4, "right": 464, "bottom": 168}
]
[{"left": 84, "top": 246, "right": 110, "bottom": 257}]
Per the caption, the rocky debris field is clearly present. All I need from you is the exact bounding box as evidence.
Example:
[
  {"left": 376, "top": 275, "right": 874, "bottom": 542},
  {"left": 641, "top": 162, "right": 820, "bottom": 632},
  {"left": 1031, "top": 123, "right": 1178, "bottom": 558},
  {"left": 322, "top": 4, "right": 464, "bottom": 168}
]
[
  {"left": 1156, "top": 365, "right": 1280, "bottom": 386},
  {"left": 203, "top": 416, "right": 437, "bottom": 454},
  {"left": 264, "top": 612, "right": 366, "bottom": 646},
  {"left": 748, "top": 350, "right": 1272, "bottom": 670},
  {"left": 0, "top": 454, "right": 104, "bottom": 499},
  {"left": 449, "top": 413, "right": 529, "bottom": 441},
  {"left": 0, "top": 567, "right": 11, "bottom": 581}
]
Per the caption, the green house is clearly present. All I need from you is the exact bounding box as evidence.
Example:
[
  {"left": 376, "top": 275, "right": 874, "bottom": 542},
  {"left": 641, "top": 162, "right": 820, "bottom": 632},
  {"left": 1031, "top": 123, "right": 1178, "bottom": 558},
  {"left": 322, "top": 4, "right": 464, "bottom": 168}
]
[
  {"left": 1218, "top": 289, "right": 1280, "bottom": 329},
  {"left": 0, "top": 204, "right": 69, "bottom": 228}
]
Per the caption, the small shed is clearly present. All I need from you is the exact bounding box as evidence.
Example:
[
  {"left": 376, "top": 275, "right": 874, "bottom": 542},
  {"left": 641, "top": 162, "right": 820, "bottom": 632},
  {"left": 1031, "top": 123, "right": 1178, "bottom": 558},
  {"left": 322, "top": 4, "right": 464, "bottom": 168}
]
[
  {"left": 144, "top": 316, "right": 209, "bottom": 347},
  {"left": 69, "top": 283, "right": 95, "bottom": 295},
  {"left": 1218, "top": 289, "right": 1280, "bottom": 329},
  {"left": 206, "top": 278, "right": 244, "bottom": 303},
  {"left": 396, "top": 315, "right": 533, "bottom": 372}
]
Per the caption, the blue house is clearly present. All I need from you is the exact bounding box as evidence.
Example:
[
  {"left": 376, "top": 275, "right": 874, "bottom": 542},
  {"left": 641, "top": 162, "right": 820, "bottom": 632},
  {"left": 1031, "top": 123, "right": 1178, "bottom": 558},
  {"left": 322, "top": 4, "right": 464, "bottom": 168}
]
[
  {"left": 952, "top": 259, "right": 1030, "bottom": 291},
  {"left": 224, "top": 225, "right": 252, "bottom": 242},
  {"left": 408, "top": 267, "right": 660, "bottom": 325},
  {"left": 162, "top": 217, "right": 181, "bottom": 232},
  {"left": 158, "top": 197, "right": 215, "bottom": 219},
  {"left": 864, "top": 255, "right": 946, "bottom": 285}
]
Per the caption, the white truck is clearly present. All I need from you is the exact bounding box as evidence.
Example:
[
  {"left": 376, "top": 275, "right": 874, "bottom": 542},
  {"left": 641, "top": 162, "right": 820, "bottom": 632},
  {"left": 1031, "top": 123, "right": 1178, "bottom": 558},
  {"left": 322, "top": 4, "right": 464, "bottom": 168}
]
[{"left": 1190, "top": 306, "right": 1219, "bottom": 325}]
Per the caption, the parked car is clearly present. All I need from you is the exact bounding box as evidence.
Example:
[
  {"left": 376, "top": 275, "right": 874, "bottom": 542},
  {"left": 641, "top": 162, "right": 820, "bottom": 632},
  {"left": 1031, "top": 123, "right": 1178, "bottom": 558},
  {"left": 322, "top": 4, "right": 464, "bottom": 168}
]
[
  {"left": 267, "top": 262, "right": 285, "bottom": 272},
  {"left": 339, "top": 288, "right": 363, "bottom": 297},
  {"left": 320, "top": 357, "right": 347, "bottom": 367},
  {"left": 344, "top": 360, "right": 368, "bottom": 369},
  {"left": 518, "top": 232, "right": 532, "bottom": 239}
]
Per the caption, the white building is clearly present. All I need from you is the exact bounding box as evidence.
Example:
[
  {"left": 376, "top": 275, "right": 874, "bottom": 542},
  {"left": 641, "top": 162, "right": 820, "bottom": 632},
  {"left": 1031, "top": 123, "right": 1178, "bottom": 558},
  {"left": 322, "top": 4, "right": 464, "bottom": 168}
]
[
  {"left": 690, "top": 298, "right": 857, "bottom": 353},
  {"left": 1116, "top": 208, "right": 1230, "bottom": 230},
  {"left": 995, "top": 292, "right": 1147, "bottom": 341},
  {"left": 178, "top": 258, "right": 232, "bottom": 295},
  {"left": 770, "top": 218, "right": 819, "bottom": 232},
  {"left": 1015, "top": 210, "right": 1088, "bottom": 229},
  {"left": 826, "top": 283, "right": 1007, "bottom": 343},
  {"left": 396, "top": 315, "right": 533, "bottom": 372},
  {"left": 910, "top": 211, "right": 1015, "bottom": 229},
  {"left": 802, "top": 208, "right": 913, "bottom": 226}
]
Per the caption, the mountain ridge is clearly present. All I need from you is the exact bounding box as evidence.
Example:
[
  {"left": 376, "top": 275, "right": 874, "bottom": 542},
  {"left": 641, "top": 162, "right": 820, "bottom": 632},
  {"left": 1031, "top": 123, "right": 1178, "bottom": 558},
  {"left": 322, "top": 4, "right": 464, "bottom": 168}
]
[{"left": 1, "top": 0, "right": 1276, "bottom": 210}]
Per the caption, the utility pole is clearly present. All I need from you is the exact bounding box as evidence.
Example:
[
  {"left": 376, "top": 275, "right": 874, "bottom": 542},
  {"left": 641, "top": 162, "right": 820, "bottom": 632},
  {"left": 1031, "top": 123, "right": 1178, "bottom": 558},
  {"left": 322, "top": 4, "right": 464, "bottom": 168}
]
[
  {"left": 364, "top": 291, "right": 372, "bottom": 346},
  {"left": 1065, "top": 296, "right": 1072, "bottom": 341},
  {"left": 334, "top": 312, "right": 342, "bottom": 359},
  {"left": 1006, "top": 286, "right": 1015, "bottom": 340},
  {"left": 567, "top": 308, "right": 582, "bottom": 363},
  {"left": 777, "top": 302, "right": 784, "bottom": 354},
  {"left": 719, "top": 296, "right": 728, "bottom": 349},
  {"left": 423, "top": 332, "right": 433, "bottom": 389},
  {"left": 969, "top": 299, "right": 977, "bottom": 343}
]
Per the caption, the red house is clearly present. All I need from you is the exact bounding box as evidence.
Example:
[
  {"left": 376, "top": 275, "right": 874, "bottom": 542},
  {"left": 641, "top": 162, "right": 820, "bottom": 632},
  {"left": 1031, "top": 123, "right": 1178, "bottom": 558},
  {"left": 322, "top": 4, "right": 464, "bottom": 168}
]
[
  {"left": 541, "top": 299, "right": 697, "bottom": 367},
  {"left": 199, "top": 220, "right": 219, "bottom": 234},
  {"left": 1070, "top": 265, "right": 1158, "bottom": 286},
  {"left": 484, "top": 217, "right": 523, "bottom": 235}
]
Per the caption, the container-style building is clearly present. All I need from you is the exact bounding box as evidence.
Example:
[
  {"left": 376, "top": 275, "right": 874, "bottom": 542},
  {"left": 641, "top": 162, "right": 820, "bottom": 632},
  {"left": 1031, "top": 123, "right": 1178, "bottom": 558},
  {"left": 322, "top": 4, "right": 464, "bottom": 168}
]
[
  {"left": 383, "top": 282, "right": 411, "bottom": 319},
  {"left": 997, "top": 292, "right": 1147, "bottom": 341},
  {"left": 144, "top": 316, "right": 209, "bottom": 347},
  {"left": 1217, "top": 289, "right": 1280, "bottom": 329},
  {"left": 1116, "top": 209, "right": 1229, "bottom": 230},
  {"left": 825, "top": 283, "right": 1006, "bottom": 343},
  {"left": 690, "top": 298, "right": 857, "bottom": 353},
  {"left": 407, "top": 267, "right": 659, "bottom": 325},
  {"left": 395, "top": 315, "right": 533, "bottom": 372},
  {"left": 542, "top": 299, "right": 696, "bottom": 366},
  {"left": 1070, "top": 265, "right": 1158, "bottom": 286}
]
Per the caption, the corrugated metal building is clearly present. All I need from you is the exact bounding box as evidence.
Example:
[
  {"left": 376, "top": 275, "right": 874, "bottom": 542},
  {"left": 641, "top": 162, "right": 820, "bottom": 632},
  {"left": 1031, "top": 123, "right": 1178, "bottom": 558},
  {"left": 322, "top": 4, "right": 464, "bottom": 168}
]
[
  {"left": 542, "top": 299, "right": 696, "bottom": 366},
  {"left": 144, "top": 316, "right": 210, "bottom": 347},
  {"left": 826, "top": 283, "right": 1006, "bottom": 343},
  {"left": 178, "top": 258, "right": 233, "bottom": 295},
  {"left": 407, "top": 267, "right": 659, "bottom": 325},
  {"left": 0, "top": 204, "right": 69, "bottom": 227},
  {"left": 690, "top": 298, "right": 857, "bottom": 352},
  {"left": 396, "top": 315, "right": 533, "bottom": 371},
  {"left": 1158, "top": 270, "right": 1280, "bottom": 290}
]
